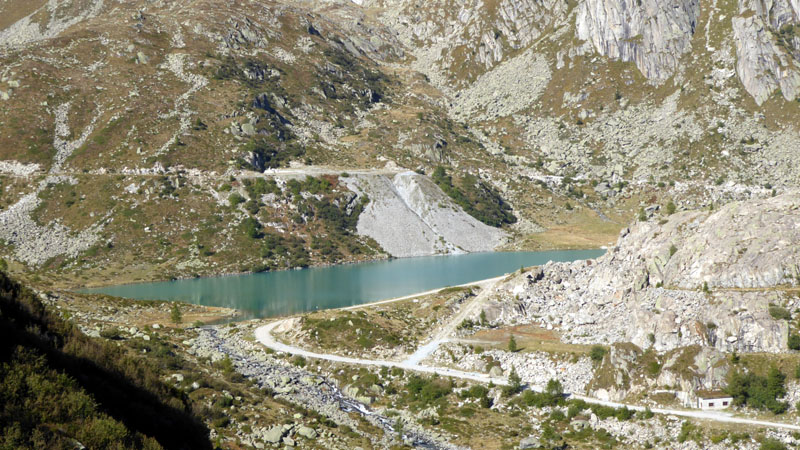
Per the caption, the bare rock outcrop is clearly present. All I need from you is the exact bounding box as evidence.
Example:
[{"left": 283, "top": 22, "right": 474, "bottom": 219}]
[
  {"left": 576, "top": 0, "right": 700, "bottom": 81},
  {"left": 482, "top": 192, "right": 800, "bottom": 353},
  {"left": 589, "top": 344, "right": 730, "bottom": 402},
  {"left": 593, "top": 194, "right": 800, "bottom": 290},
  {"left": 733, "top": 0, "right": 800, "bottom": 104}
]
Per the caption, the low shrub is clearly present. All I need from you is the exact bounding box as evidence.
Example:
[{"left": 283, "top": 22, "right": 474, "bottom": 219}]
[{"left": 589, "top": 345, "right": 606, "bottom": 362}]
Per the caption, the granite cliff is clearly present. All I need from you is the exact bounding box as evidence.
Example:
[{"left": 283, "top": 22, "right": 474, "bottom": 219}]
[{"left": 484, "top": 192, "right": 800, "bottom": 354}]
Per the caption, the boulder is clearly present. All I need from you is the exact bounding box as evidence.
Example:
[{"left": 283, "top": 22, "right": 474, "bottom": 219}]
[
  {"left": 240, "top": 123, "right": 256, "bottom": 136},
  {"left": 571, "top": 419, "right": 590, "bottom": 431},
  {"left": 263, "top": 426, "right": 283, "bottom": 444},
  {"left": 519, "top": 436, "right": 541, "bottom": 449},
  {"left": 297, "top": 426, "right": 317, "bottom": 439}
]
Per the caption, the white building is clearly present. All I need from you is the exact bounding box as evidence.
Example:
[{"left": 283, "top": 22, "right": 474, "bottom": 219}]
[{"left": 696, "top": 391, "right": 733, "bottom": 410}]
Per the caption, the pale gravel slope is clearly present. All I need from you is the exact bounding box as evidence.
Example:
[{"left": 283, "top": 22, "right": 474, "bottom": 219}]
[{"left": 342, "top": 171, "right": 507, "bottom": 258}]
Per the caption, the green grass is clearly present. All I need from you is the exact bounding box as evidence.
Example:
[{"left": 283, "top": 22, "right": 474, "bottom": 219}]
[{"left": 302, "top": 313, "right": 403, "bottom": 351}]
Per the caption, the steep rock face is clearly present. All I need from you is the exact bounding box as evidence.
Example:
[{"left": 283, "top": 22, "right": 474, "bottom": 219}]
[
  {"left": 342, "top": 171, "right": 507, "bottom": 257},
  {"left": 482, "top": 192, "right": 799, "bottom": 353},
  {"left": 576, "top": 0, "right": 700, "bottom": 81},
  {"left": 589, "top": 344, "right": 730, "bottom": 402},
  {"left": 733, "top": 0, "right": 800, "bottom": 104},
  {"left": 617, "top": 195, "right": 800, "bottom": 290},
  {"left": 370, "top": 0, "right": 567, "bottom": 84}
]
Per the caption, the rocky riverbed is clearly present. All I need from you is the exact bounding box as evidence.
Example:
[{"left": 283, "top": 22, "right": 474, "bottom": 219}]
[{"left": 187, "top": 322, "right": 464, "bottom": 450}]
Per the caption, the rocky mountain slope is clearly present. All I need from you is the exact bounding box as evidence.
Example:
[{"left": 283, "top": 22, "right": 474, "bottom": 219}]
[
  {"left": 449, "top": 191, "right": 800, "bottom": 405},
  {"left": 4, "top": 1, "right": 800, "bottom": 448},
  {"left": 483, "top": 191, "right": 800, "bottom": 354},
  {"left": 0, "top": 0, "right": 798, "bottom": 287}
]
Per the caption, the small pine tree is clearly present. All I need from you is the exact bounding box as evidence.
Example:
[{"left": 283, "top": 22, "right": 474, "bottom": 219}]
[
  {"left": 170, "top": 303, "right": 183, "bottom": 325},
  {"left": 508, "top": 334, "right": 518, "bottom": 352},
  {"left": 508, "top": 366, "right": 522, "bottom": 392},
  {"left": 665, "top": 200, "right": 676, "bottom": 215},
  {"left": 218, "top": 356, "right": 233, "bottom": 375},
  {"left": 479, "top": 310, "right": 488, "bottom": 327},
  {"left": 394, "top": 418, "right": 404, "bottom": 436},
  {"left": 545, "top": 378, "right": 564, "bottom": 398},
  {"left": 638, "top": 207, "right": 647, "bottom": 221}
]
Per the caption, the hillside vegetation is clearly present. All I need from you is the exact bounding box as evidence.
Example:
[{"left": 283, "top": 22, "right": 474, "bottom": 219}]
[{"left": 0, "top": 272, "right": 212, "bottom": 449}]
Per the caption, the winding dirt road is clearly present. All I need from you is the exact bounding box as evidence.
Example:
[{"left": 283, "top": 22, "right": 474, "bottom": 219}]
[
  {"left": 254, "top": 278, "right": 800, "bottom": 432},
  {"left": 254, "top": 320, "right": 508, "bottom": 386}
]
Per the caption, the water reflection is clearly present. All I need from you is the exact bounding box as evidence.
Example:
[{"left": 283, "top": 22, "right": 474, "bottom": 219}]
[{"left": 81, "top": 250, "right": 605, "bottom": 318}]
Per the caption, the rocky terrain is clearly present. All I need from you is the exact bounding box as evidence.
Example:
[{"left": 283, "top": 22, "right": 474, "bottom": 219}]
[
  {"left": 440, "top": 191, "right": 800, "bottom": 409},
  {"left": 30, "top": 276, "right": 800, "bottom": 450},
  {"left": 3, "top": 0, "right": 800, "bottom": 448},
  {"left": 257, "top": 195, "right": 800, "bottom": 448},
  {"left": 1, "top": 0, "right": 799, "bottom": 287},
  {"left": 482, "top": 192, "right": 800, "bottom": 353},
  {"left": 344, "top": 171, "right": 507, "bottom": 257},
  {"left": 188, "top": 324, "right": 459, "bottom": 450},
  {"left": 7, "top": 192, "right": 800, "bottom": 449}
]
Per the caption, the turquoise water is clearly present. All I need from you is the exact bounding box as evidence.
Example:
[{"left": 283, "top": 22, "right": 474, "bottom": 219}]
[{"left": 81, "top": 250, "right": 604, "bottom": 318}]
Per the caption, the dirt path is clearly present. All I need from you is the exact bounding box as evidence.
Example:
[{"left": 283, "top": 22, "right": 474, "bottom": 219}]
[
  {"left": 256, "top": 319, "right": 800, "bottom": 431},
  {"left": 4, "top": 165, "right": 403, "bottom": 180},
  {"left": 402, "top": 276, "right": 502, "bottom": 366},
  {"left": 253, "top": 275, "right": 800, "bottom": 433},
  {"left": 254, "top": 320, "right": 508, "bottom": 385}
]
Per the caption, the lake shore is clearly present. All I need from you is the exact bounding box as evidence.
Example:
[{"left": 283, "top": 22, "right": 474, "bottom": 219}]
[{"left": 78, "top": 250, "right": 606, "bottom": 319}]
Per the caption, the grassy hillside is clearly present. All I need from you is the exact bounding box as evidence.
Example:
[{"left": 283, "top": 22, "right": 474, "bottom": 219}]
[{"left": 0, "top": 272, "right": 212, "bottom": 449}]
